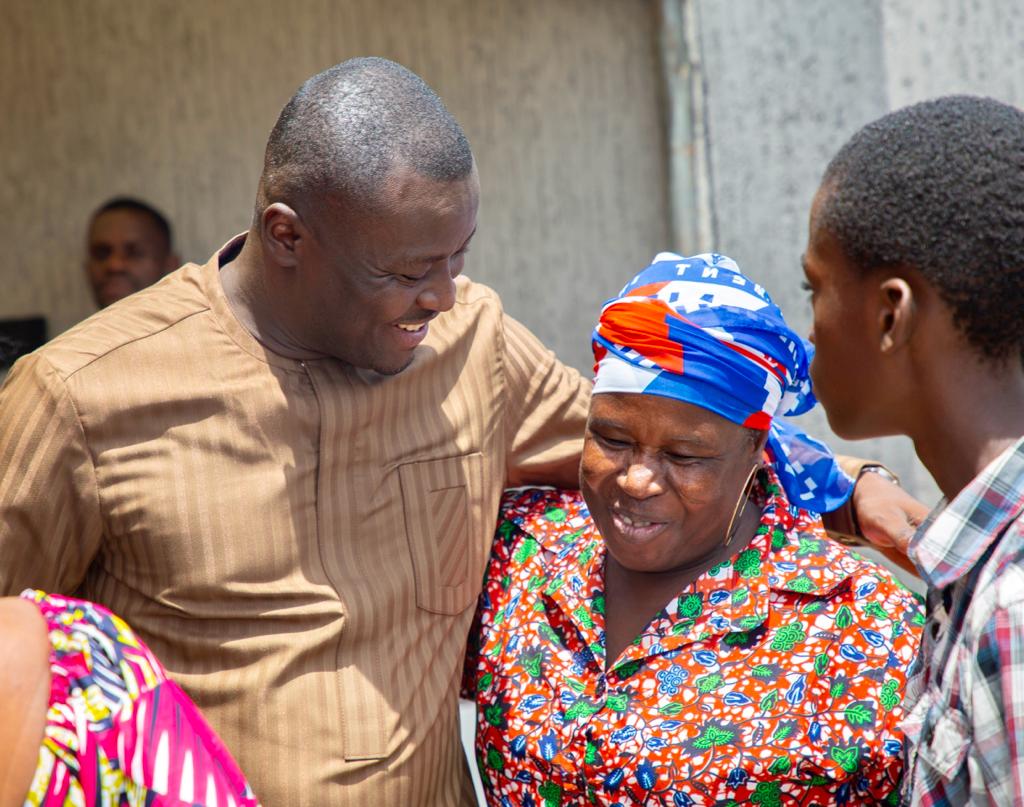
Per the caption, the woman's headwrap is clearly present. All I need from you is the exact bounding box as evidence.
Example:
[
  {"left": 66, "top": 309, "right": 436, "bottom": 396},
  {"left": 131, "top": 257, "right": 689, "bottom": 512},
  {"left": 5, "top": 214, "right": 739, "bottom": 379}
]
[{"left": 592, "top": 252, "right": 853, "bottom": 513}]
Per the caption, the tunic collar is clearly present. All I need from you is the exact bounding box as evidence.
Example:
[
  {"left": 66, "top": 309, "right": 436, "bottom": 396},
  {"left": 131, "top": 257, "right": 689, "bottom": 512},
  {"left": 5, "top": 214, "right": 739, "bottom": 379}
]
[{"left": 200, "top": 233, "right": 307, "bottom": 370}]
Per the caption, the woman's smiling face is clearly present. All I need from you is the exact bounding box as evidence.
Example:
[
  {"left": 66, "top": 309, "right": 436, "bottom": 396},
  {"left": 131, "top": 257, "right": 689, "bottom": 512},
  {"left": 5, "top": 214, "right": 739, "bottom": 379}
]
[{"left": 580, "top": 392, "right": 766, "bottom": 576}]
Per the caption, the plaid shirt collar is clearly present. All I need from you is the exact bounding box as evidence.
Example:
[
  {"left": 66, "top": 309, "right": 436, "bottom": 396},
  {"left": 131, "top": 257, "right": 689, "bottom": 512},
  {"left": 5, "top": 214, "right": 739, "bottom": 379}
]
[{"left": 909, "top": 436, "right": 1024, "bottom": 590}]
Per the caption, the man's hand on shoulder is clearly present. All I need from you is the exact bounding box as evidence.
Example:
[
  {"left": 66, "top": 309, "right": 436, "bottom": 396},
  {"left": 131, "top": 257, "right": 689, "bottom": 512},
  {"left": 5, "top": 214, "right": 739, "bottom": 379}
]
[
  {"left": 848, "top": 470, "right": 929, "bottom": 576},
  {"left": 825, "top": 457, "right": 928, "bottom": 576},
  {"left": 852, "top": 470, "right": 928, "bottom": 555}
]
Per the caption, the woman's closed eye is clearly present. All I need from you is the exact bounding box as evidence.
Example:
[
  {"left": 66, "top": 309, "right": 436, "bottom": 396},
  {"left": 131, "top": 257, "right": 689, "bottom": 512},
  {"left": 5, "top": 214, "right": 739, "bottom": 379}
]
[
  {"left": 665, "top": 452, "right": 702, "bottom": 465},
  {"left": 592, "top": 432, "right": 631, "bottom": 450}
]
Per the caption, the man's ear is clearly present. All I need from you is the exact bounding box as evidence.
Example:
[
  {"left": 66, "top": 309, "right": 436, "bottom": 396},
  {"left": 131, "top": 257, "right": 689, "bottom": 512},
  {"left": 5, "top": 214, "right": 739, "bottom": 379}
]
[
  {"left": 878, "top": 276, "right": 916, "bottom": 354},
  {"left": 260, "top": 203, "right": 306, "bottom": 268}
]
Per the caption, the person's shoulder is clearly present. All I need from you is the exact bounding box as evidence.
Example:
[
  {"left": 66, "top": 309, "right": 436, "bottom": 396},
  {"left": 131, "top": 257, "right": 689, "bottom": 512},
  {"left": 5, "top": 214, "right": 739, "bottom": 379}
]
[
  {"left": 987, "top": 510, "right": 1024, "bottom": 596},
  {"left": 36, "top": 262, "right": 211, "bottom": 382},
  {"left": 428, "top": 276, "right": 504, "bottom": 344},
  {"left": 986, "top": 559, "right": 1024, "bottom": 613},
  {"left": 963, "top": 529, "right": 1024, "bottom": 637},
  {"left": 776, "top": 507, "right": 923, "bottom": 622},
  {"left": 823, "top": 540, "right": 924, "bottom": 630},
  {"left": 499, "top": 487, "right": 592, "bottom": 552},
  {"left": 0, "top": 595, "right": 48, "bottom": 667},
  {"left": 773, "top": 523, "right": 924, "bottom": 667},
  {"left": 846, "top": 557, "right": 922, "bottom": 607},
  {"left": 452, "top": 274, "right": 502, "bottom": 308}
]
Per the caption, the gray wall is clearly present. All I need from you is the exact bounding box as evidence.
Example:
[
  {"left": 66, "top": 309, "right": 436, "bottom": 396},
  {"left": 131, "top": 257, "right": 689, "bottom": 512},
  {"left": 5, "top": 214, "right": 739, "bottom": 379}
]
[
  {"left": 0, "top": 0, "right": 669, "bottom": 375},
  {"left": 5, "top": 0, "right": 1022, "bottom": 504},
  {"left": 684, "top": 0, "right": 1024, "bottom": 504}
]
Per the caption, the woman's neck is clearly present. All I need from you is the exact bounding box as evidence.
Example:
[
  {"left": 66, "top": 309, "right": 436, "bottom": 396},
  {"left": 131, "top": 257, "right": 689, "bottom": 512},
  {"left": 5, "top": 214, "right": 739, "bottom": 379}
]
[{"left": 603, "top": 497, "right": 761, "bottom": 667}]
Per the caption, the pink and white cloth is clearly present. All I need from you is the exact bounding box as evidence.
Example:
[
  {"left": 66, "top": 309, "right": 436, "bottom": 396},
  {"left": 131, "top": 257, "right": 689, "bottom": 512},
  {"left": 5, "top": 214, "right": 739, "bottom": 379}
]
[{"left": 19, "top": 589, "right": 259, "bottom": 807}]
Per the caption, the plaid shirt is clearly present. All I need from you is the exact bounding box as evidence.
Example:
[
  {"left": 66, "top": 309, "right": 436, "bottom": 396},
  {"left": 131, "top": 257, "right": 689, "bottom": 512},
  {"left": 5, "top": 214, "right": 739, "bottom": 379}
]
[{"left": 902, "top": 436, "right": 1024, "bottom": 806}]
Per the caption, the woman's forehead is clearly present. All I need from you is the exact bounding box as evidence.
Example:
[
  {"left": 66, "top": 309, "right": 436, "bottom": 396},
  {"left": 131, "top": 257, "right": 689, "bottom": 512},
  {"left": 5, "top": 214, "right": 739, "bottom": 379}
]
[{"left": 590, "top": 392, "right": 745, "bottom": 444}]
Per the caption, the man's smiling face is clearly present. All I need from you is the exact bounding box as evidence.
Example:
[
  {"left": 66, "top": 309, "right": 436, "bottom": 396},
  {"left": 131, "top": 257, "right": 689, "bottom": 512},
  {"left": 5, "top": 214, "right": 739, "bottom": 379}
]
[{"left": 296, "top": 165, "right": 480, "bottom": 375}]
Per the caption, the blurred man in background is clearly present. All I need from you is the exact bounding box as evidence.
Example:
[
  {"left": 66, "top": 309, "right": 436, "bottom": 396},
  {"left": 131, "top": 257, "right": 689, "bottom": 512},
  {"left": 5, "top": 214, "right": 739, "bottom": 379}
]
[{"left": 84, "top": 196, "right": 179, "bottom": 308}]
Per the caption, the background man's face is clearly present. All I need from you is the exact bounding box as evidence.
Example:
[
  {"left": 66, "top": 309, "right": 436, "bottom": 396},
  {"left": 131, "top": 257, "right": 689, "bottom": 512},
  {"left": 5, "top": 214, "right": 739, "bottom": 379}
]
[
  {"left": 295, "top": 167, "right": 480, "bottom": 374},
  {"left": 85, "top": 209, "right": 174, "bottom": 308}
]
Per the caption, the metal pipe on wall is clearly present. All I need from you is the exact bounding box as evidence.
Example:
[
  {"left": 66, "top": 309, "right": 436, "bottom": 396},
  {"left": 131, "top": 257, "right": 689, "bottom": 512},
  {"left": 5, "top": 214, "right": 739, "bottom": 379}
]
[{"left": 656, "top": 0, "right": 715, "bottom": 256}]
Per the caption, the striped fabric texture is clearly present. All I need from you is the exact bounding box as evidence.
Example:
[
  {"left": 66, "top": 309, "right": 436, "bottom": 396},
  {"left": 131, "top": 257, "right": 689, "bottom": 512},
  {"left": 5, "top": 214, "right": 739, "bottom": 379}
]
[
  {"left": 902, "top": 437, "right": 1024, "bottom": 805},
  {"left": 0, "top": 235, "right": 591, "bottom": 806}
]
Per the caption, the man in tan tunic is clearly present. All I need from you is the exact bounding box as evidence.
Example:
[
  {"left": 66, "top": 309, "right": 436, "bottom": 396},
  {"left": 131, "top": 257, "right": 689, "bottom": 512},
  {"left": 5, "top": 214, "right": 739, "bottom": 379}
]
[{"left": 0, "top": 58, "right": 922, "bottom": 805}]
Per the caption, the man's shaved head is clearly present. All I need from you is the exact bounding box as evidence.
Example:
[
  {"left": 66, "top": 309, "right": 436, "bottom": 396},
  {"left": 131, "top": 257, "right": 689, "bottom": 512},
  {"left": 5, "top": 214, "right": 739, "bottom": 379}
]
[
  {"left": 258, "top": 57, "right": 474, "bottom": 219},
  {"left": 237, "top": 58, "right": 480, "bottom": 375}
]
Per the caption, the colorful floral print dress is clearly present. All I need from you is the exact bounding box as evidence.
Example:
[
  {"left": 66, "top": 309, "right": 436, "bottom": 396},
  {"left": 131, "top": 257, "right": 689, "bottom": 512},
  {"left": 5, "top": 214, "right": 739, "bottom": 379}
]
[
  {"left": 463, "top": 473, "right": 923, "bottom": 806},
  {"left": 19, "top": 590, "right": 259, "bottom": 807}
]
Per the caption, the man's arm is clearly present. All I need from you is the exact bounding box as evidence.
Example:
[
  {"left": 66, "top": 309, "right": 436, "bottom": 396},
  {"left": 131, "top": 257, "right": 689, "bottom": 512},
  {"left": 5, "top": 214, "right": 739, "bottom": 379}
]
[
  {"left": 823, "top": 456, "right": 928, "bottom": 574},
  {"left": 501, "top": 313, "right": 590, "bottom": 488},
  {"left": 0, "top": 353, "right": 103, "bottom": 595}
]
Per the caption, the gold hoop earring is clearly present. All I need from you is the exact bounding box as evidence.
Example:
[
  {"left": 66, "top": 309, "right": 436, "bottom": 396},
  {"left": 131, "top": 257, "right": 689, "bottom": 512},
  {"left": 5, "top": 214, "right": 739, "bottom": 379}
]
[{"left": 723, "top": 464, "right": 760, "bottom": 547}]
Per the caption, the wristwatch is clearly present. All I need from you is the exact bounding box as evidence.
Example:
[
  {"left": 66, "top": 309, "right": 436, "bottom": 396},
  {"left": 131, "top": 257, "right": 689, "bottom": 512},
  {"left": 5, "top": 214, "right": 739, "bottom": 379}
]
[
  {"left": 823, "top": 458, "right": 901, "bottom": 547},
  {"left": 858, "top": 464, "right": 900, "bottom": 486}
]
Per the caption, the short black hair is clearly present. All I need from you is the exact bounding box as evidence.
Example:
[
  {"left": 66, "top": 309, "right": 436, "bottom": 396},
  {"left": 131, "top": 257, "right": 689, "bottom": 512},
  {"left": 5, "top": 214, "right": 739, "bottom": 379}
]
[
  {"left": 819, "top": 94, "right": 1024, "bottom": 364},
  {"left": 91, "top": 196, "right": 174, "bottom": 252},
  {"left": 258, "top": 57, "right": 474, "bottom": 218}
]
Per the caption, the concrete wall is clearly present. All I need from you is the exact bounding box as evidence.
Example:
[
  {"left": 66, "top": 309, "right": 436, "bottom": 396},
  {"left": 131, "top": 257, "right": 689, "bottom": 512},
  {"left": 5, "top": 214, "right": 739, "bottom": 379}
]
[
  {"left": 686, "top": 0, "right": 1024, "bottom": 504},
  {"left": 882, "top": 0, "right": 1024, "bottom": 107},
  {"left": 6, "top": 0, "right": 1021, "bottom": 499},
  {"left": 0, "top": 0, "right": 669, "bottom": 374}
]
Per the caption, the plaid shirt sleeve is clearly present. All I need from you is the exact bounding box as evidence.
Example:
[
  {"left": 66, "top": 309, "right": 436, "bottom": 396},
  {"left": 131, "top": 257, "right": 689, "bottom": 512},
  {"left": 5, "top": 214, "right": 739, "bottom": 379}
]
[{"left": 967, "top": 567, "right": 1024, "bottom": 804}]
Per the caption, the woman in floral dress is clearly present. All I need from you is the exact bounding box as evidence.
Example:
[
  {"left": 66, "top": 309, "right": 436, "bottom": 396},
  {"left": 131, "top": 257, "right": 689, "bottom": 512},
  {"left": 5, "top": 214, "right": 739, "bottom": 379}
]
[{"left": 464, "top": 253, "right": 922, "bottom": 806}]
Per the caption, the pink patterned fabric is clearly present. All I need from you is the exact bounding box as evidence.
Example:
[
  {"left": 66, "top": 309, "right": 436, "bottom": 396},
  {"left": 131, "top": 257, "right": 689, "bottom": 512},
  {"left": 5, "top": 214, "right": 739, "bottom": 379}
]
[{"left": 19, "top": 590, "right": 259, "bottom": 806}]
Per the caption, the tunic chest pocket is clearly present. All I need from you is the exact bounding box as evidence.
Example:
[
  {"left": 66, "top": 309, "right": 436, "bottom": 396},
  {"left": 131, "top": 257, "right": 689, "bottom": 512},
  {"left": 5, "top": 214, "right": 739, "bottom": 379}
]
[{"left": 398, "top": 453, "right": 486, "bottom": 615}]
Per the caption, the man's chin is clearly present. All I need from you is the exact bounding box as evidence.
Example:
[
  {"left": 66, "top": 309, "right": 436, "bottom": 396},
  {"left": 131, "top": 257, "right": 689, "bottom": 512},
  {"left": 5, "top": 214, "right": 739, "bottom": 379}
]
[
  {"left": 368, "top": 351, "right": 418, "bottom": 377},
  {"left": 823, "top": 407, "right": 883, "bottom": 442}
]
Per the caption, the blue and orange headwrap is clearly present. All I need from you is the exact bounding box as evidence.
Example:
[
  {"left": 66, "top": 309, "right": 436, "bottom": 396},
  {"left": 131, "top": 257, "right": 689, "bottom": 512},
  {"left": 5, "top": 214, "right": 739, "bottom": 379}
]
[{"left": 592, "top": 252, "right": 853, "bottom": 512}]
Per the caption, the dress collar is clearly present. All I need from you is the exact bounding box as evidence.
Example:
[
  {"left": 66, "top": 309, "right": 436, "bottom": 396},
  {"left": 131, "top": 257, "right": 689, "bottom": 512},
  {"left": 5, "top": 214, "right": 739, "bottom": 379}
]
[{"left": 519, "top": 470, "right": 860, "bottom": 671}]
